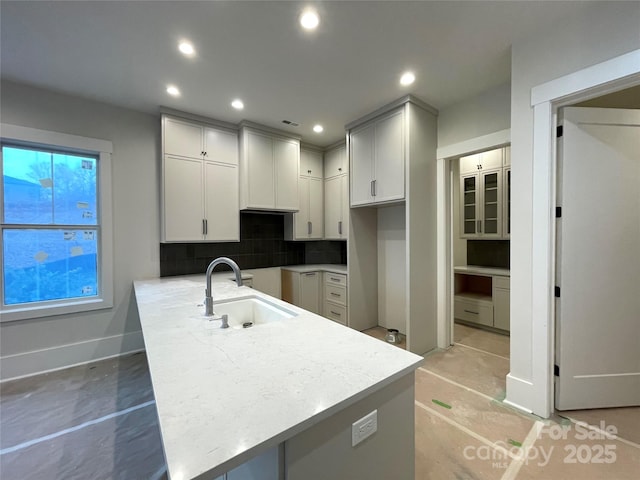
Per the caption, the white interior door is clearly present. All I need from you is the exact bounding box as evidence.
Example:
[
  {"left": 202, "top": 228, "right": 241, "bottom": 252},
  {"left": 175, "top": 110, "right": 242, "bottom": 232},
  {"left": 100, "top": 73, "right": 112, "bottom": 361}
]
[{"left": 555, "top": 106, "right": 640, "bottom": 410}]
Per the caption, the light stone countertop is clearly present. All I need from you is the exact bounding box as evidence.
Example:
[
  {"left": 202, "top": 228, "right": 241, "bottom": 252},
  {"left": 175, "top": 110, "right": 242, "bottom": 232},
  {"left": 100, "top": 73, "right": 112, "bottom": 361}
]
[
  {"left": 454, "top": 265, "right": 510, "bottom": 277},
  {"left": 134, "top": 272, "right": 422, "bottom": 480},
  {"left": 279, "top": 264, "right": 347, "bottom": 274}
]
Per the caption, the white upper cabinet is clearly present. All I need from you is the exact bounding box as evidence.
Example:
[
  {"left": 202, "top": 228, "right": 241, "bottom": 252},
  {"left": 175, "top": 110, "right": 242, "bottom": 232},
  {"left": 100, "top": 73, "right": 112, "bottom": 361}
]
[
  {"left": 274, "top": 138, "right": 300, "bottom": 211},
  {"left": 350, "top": 123, "right": 376, "bottom": 206},
  {"left": 286, "top": 147, "right": 324, "bottom": 240},
  {"left": 324, "top": 144, "right": 347, "bottom": 178},
  {"left": 163, "top": 155, "right": 205, "bottom": 241},
  {"left": 164, "top": 117, "right": 238, "bottom": 164},
  {"left": 161, "top": 115, "right": 239, "bottom": 243},
  {"left": 324, "top": 174, "right": 348, "bottom": 240},
  {"left": 350, "top": 108, "right": 405, "bottom": 206},
  {"left": 323, "top": 142, "right": 348, "bottom": 240},
  {"left": 459, "top": 147, "right": 503, "bottom": 174},
  {"left": 300, "top": 149, "right": 323, "bottom": 179},
  {"left": 240, "top": 127, "right": 300, "bottom": 212},
  {"left": 459, "top": 146, "right": 509, "bottom": 239}
]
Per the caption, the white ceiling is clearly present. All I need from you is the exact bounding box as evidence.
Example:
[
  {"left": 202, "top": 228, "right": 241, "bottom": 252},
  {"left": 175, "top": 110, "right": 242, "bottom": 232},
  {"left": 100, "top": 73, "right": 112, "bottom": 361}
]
[{"left": 1, "top": 1, "right": 590, "bottom": 147}]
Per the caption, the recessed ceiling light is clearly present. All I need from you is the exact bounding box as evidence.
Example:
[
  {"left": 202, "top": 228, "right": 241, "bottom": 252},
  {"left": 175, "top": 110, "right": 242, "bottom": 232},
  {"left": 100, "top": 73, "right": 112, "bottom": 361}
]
[
  {"left": 400, "top": 71, "right": 416, "bottom": 86},
  {"left": 300, "top": 9, "right": 319, "bottom": 30},
  {"left": 178, "top": 41, "right": 195, "bottom": 56},
  {"left": 166, "top": 85, "right": 180, "bottom": 97},
  {"left": 231, "top": 99, "right": 244, "bottom": 110},
  {"left": 313, "top": 124, "right": 324, "bottom": 133}
]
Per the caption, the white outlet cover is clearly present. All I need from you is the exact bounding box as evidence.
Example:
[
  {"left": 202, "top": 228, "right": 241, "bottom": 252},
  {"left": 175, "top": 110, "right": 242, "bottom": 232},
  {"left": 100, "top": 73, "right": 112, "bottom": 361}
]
[{"left": 352, "top": 409, "right": 378, "bottom": 447}]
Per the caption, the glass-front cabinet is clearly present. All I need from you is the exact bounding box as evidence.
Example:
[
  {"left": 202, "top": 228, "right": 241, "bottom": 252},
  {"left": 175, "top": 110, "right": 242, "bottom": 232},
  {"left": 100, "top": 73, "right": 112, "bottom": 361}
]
[
  {"left": 461, "top": 174, "right": 478, "bottom": 235},
  {"left": 458, "top": 146, "right": 509, "bottom": 240}
]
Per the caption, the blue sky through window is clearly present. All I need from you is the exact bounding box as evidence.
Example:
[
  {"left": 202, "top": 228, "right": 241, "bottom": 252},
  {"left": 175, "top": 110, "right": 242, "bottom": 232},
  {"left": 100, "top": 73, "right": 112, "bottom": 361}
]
[{"left": 2, "top": 145, "right": 99, "bottom": 305}]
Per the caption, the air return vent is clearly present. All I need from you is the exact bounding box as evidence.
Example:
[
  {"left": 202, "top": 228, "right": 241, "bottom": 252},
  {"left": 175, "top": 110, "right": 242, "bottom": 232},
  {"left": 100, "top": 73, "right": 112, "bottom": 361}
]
[{"left": 282, "top": 120, "right": 299, "bottom": 127}]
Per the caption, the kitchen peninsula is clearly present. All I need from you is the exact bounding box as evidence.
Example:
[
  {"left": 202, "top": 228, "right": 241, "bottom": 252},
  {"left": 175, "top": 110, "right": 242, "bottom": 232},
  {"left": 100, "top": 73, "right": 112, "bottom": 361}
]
[{"left": 134, "top": 273, "right": 423, "bottom": 480}]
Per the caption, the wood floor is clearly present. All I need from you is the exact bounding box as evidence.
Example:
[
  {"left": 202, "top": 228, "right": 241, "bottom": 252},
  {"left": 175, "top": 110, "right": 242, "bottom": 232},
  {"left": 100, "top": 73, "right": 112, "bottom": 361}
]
[{"left": 1, "top": 324, "right": 638, "bottom": 479}]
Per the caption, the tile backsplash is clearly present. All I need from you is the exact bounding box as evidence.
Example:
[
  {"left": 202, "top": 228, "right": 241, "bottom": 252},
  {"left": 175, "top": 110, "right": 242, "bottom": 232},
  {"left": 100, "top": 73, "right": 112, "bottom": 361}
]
[
  {"left": 467, "top": 240, "right": 510, "bottom": 269},
  {"left": 160, "top": 212, "right": 347, "bottom": 276}
]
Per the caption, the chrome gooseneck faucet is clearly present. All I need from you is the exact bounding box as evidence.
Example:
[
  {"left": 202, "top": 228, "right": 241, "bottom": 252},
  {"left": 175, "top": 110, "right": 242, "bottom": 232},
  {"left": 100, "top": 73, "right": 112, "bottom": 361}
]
[{"left": 204, "top": 257, "right": 243, "bottom": 316}]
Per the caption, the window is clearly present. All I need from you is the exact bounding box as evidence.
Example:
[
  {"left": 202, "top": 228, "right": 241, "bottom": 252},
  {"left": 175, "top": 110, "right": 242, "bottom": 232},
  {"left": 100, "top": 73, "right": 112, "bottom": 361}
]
[{"left": 1, "top": 124, "right": 113, "bottom": 321}]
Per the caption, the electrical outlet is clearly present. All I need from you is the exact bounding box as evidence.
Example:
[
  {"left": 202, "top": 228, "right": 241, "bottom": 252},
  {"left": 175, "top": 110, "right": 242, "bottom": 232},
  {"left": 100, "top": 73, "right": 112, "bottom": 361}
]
[{"left": 351, "top": 409, "right": 378, "bottom": 446}]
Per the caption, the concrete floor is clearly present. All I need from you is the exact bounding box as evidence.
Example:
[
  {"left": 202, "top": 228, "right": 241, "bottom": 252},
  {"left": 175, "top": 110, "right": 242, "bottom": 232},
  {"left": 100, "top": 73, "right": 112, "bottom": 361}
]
[{"left": 1, "top": 324, "right": 638, "bottom": 479}]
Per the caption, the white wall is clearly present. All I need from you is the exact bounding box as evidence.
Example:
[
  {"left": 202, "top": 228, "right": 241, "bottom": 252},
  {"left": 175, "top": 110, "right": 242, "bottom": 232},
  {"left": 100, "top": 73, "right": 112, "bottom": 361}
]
[
  {"left": 437, "top": 82, "right": 511, "bottom": 148},
  {"left": 377, "top": 205, "right": 406, "bottom": 333},
  {"left": 437, "top": 82, "right": 511, "bottom": 269},
  {"left": 508, "top": 1, "right": 640, "bottom": 415},
  {"left": 1, "top": 80, "right": 160, "bottom": 380}
]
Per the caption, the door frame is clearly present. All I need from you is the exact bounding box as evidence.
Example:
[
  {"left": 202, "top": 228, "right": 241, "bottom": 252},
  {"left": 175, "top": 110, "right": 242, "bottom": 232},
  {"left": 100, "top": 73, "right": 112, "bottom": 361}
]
[
  {"left": 436, "top": 129, "right": 511, "bottom": 350},
  {"left": 527, "top": 49, "right": 640, "bottom": 417}
]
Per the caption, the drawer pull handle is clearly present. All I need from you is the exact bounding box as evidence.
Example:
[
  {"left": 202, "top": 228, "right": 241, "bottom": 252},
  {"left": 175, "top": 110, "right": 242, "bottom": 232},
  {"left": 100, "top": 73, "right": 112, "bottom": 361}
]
[
  {"left": 463, "top": 310, "right": 479, "bottom": 315},
  {"left": 330, "top": 277, "right": 341, "bottom": 281},
  {"left": 330, "top": 292, "right": 341, "bottom": 297},
  {"left": 330, "top": 311, "right": 341, "bottom": 316}
]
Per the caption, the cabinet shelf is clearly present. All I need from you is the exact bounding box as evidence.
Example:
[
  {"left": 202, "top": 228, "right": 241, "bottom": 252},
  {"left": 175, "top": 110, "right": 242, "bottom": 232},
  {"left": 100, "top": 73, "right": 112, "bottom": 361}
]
[{"left": 454, "top": 292, "right": 492, "bottom": 305}]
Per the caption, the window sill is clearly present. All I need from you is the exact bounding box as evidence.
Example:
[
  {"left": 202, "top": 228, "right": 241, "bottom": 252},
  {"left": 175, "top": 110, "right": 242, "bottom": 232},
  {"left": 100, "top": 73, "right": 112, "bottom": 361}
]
[{"left": 0, "top": 297, "right": 113, "bottom": 322}]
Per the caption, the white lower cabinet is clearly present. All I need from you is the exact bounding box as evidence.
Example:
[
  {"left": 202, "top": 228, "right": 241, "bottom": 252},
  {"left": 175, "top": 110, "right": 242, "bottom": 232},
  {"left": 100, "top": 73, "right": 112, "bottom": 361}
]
[
  {"left": 281, "top": 270, "right": 321, "bottom": 315},
  {"left": 323, "top": 272, "right": 348, "bottom": 325},
  {"left": 453, "top": 272, "right": 509, "bottom": 331},
  {"left": 492, "top": 276, "right": 510, "bottom": 331}
]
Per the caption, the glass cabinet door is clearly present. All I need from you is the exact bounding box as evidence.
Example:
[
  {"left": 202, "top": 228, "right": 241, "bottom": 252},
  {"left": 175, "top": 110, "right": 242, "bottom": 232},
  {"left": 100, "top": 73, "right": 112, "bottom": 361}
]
[
  {"left": 461, "top": 174, "right": 478, "bottom": 235},
  {"left": 481, "top": 170, "right": 502, "bottom": 236}
]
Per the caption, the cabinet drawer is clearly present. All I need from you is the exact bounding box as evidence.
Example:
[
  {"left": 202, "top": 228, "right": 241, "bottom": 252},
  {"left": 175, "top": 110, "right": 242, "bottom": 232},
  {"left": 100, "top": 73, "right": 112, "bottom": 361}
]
[
  {"left": 325, "top": 284, "right": 347, "bottom": 305},
  {"left": 454, "top": 298, "right": 493, "bottom": 327},
  {"left": 324, "top": 301, "right": 347, "bottom": 325},
  {"left": 325, "top": 272, "right": 347, "bottom": 286},
  {"left": 493, "top": 276, "right": 510, "bottom": 289}
]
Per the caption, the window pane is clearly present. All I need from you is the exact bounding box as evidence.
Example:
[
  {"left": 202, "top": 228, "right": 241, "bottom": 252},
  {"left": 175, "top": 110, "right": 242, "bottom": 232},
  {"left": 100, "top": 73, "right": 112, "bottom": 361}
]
[
  {"left": 2, "top": 146, "right": 53, "bottom": 224},
  {"left": 53, "top": 153, "right": 98, "bottom": 225},
  {"left": 3, "top": 229, "right": 98, "bottom": 305}
]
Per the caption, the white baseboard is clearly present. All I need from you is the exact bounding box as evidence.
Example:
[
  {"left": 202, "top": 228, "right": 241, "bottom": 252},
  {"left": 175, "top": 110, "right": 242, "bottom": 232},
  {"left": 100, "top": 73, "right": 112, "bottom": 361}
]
[
  {"left": 505, "top": 373, "right": 537, "bottom": 415},
  {"left": 0, "top": 331, "right": 145, "bottom": 382}
]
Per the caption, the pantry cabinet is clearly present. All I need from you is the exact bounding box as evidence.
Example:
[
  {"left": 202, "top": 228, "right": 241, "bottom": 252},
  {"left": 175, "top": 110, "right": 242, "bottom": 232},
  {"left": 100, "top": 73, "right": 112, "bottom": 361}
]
[
  {"left": 285, "top": 148, "right": 324, "bottom": 240},
  {"left": 161, "top": 115, "right": 239, "bottom": 242},
  {"left": 459, "top": 147, "right": 509, "bottom": 239},
  {"left": 324, "top": 144, "right": 349, "bottom": 240},
  {"left": 239, "top": 126, "right": 300, "bottom": 212},
  {"left": 350, "top": 108, "right": 405, "bottom": 206}
]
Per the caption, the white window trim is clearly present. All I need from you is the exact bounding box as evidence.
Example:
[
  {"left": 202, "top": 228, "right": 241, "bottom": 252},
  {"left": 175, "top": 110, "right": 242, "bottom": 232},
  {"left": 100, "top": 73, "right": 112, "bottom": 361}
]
[{"left": 0, "top": 123, "right": 113, "bottom": 322}]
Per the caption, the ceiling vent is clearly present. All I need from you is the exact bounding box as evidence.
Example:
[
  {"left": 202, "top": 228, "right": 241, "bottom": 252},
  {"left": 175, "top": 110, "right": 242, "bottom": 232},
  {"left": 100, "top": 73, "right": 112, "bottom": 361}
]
[{"left": 282, "top": 120, "right": 299, "bottom": 127}]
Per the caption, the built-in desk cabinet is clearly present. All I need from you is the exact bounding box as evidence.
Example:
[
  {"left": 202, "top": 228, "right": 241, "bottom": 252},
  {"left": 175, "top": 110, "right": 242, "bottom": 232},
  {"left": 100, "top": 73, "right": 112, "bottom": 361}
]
[
  {"left": 454, "top": 270, "right": 510, "bottom": 332},
  {"left": 161, "top": 115, "right": 239, "bottom": 242}
]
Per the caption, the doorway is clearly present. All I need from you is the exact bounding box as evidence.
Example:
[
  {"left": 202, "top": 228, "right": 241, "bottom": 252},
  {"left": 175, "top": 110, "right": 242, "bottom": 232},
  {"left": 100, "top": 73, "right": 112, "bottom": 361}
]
[{"left": 526, "top": 49, "right": 640, "bottom": 418}]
